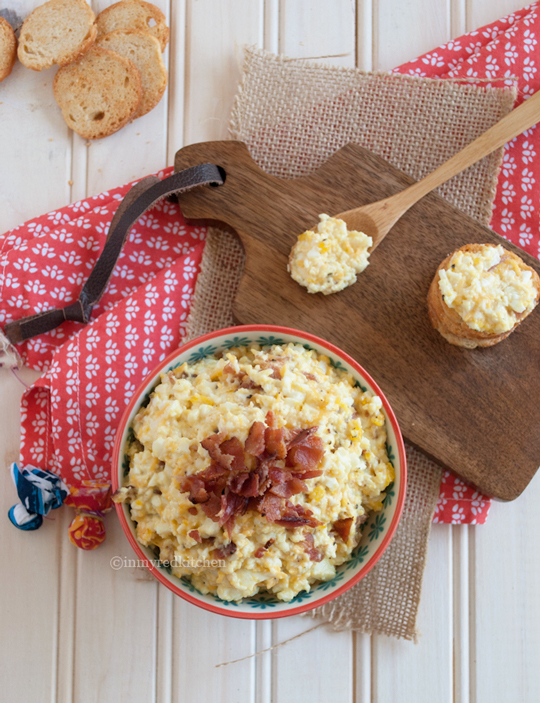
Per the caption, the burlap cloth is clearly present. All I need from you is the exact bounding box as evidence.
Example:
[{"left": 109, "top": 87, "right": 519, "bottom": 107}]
[{"left": 184, "top": 48, "right": 516, "bottom": 641}]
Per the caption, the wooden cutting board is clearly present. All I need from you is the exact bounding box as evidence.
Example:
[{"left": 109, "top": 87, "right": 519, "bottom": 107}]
[{"left": 174, "top": 140, "right": 540, "bottom": 501}]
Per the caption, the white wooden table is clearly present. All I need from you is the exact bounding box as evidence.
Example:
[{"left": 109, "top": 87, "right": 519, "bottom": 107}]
[{"left": 1, "top": 1, "right": 539, "bottom": 701}]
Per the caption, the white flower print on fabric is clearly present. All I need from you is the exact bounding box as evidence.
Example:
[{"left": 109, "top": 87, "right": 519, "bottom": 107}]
[
  {"left": 145, "top": 285, "right": 159, "bottom": 307},
  {"left": 138, "top": 213, "right": 160, "bottom": 230},
  {"left": 452, "top": 479, "right": 467, "bottom": 500},
  {"left": 163, "top": 272, "right": 178, "bottom": 293},
  {"left": 523, "top": 28, "right": 537, "bottom": 52},
  {"left": 104, "top": 340, "right": 120, "bottom": 364},
  {"left": 85, "top": 328, "right": 101, "bottom": 350},
  {"left": 78, "top": 235, "right": 101, "bottom": 252},
  {"left": 24, "top": 280, "right": 47, "bottom": 296},
  {"left": 129, "top": 251, "right": 154, "bottom": 266},
  {"left": 85, "top": 383, "right": 100, "bottom": 406},
  {"left": 451, "top": 504, "right": 466, "bottom": 524},
  {"left": 144, "top": 310, "right": 157, "bottom": 335},
  {"left": 499, "top": 208, "right": 515, "bottom": 232},
  {"left": 104, "top": 397, "right": 120, "bottom": 422},
  {"left": 104, "top": 368, "right": 119, "bottom": 392},
  {"left": 519, "top": 224, "right": 533, "bottom": 247},
  {"left": 13, "top": 257, "right": 38, "bottom": 273},
  {"left": 124, "top": 353, "right": 139, "bottom": 377},
  {"left": 31, "top": 241, "right": 57, "bottom": 258},
  {"left": 142, "top": 339, "right": 155, "bottom": 364},
  {"left": 59, "top": 251, "right": 83, "bottom": 267},
  {"left": 105, "top": 316, "right": 120, "bottom": 336},
  {"left": 160, "top": 326, "right": 174, "bottom": 350},
  {"left": 49, "top": 228, "right": 74, "bottom": 244},
  {"left": 43, "top": 265, "right": 64, "bottom": 280},
  {"left": 161, "top": 297, "right": 175, "bottom": 322},
  {"left": 47, "top": 210, "right": 72, "bottom": 225},
  {"left": 521, "top": 168, "right": 536, "bottom": 191},
  {"left": 50, "top": 287, "right": 71, "bottom": 301},
  {"left": 500, "top": 180, "right": 516, "bottom": 204},
  {"left": 146, "top": 234, "right": 170, "bottom": 251},
  {"left": 522, "top": 140, "right": 537, "bottom": 163},
  {"left": 7, "top": 294, "right": 31, "bottom": 310},
  {"left": 520, "top": 196, "right": 535, "bottom": 218},
  {"left": 125, "top": 324, "right": 140, "bottom": 349},
  {"left": 501, "top": 153, "right": 517, "bottom": 177},
  {"left": 125, "top": 302, "right": 140, "bottom": 320}
]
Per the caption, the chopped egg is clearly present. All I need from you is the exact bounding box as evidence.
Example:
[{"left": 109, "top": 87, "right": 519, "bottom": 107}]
[
  {"left": 438, "top": 244, "right": 538, "bottom": 334},
  {"left": 116, "top": 344, "right": 393, "bottom": 602},
  {"left": 288, "top": 214, "right": 372, "bottom": 295}
]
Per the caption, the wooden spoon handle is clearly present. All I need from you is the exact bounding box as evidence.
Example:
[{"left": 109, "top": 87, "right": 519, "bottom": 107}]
[{"left": 382, "top": 88, "right": 540, "bottom": 225}]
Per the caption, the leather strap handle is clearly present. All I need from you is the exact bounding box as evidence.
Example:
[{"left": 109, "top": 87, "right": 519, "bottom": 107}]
[{"left": 4, "top": 163, "right": 224, "bottom": 344}]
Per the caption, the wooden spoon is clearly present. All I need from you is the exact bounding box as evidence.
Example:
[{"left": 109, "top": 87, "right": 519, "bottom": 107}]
[{"left": 334, "top": 88, "right": 540, "bottom": 250}]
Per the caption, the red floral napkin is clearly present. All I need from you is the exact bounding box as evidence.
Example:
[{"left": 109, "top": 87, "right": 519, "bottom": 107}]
[{"left": 5, "top": 3, "right": 540, "bottom": 545}]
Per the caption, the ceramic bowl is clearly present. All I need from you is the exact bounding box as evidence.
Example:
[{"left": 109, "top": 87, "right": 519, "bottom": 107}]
[{"left": 112, "top": 325, "right": 407, "bottom": 618}]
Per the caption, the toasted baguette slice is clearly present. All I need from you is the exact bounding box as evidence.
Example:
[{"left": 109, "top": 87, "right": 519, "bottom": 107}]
[
  {"left": 97, "top": 29, "right": 166, "bottom": 117},
  {"left": 96, "top": 0, "right": 169, "bottom": 52},
  {"left": 0, "top": 18, "right": 17, "bottom": 82},
  {"left": 427, "top": 243, "right": 540, "bottom": 348},
  {"left": 53, "top": 46, "right": 142, "bottom": 139},
  {"left": 18, "top": 0, "right": 96, "bottom": 71}
]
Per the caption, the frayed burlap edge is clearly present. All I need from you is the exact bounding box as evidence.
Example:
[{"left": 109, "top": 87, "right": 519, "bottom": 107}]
[{"left": 183, "top": 48, "right": 515, "bottom": 641}]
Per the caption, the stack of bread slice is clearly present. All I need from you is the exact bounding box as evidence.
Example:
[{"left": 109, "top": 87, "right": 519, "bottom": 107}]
[
  {"left": 14, "top": 0, "right": 168, "bottom": 139},
  {"left": 427, "top": 243, "right": 540, "bottom": 348}
]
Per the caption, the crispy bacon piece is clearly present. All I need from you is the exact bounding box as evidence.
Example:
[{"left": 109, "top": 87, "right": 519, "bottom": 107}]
[
  {"left": 333, "top": 517, "right": 354, "bottom": 542},
  {"left": 303, "top": 372, "right": 317, "bottom": 381},
  {"left": 237, "top": 472, "right": 261, "bottom": 498},
  {"left": 247, "top": 496, "right": 262, "bottom": 512},
  {"left": 198, "top": 461, "right": 228, "bottom": 482},
  {"left": 286, "top": 427, "right": 324, "bottom": 472},
  {"left": 254, "top": 458, "right": 271, "bottom": 493},
  {"left": 196, "top": 462, "right": 229, "bottom": 497},
  {"left": 200, "top": 432, "right": 228, "bottom": 463},
  {"left": 253, "top": 537, "right": 276, "bottom": 557},
  {"left": 218, "top": 491, "right": 249, "bottom": 535},
  {"left": 296, "top": 470, "right": 323, "bottom": 480},
  {"left": 180, "top": 475, "right": 208, "bottom": 504},
  {"left": 257, "top": 493, "right": 284, "bottom": 523},
  {"left": 229, "top": 472, "right": 250, "bottom": 494},
  {"left": 274, "top": 501, "right": 320, "bottom": 529},
  {"left": 245, "top": 421, "right": 266, "bottom": 457},
  {"left": 182, "top": 416, "right": 325, "bottom": 534},
  {"left": 268, "top": 466, "right": 307, "bottom": 499},
  {"left": 213, "top": 542, "right": 237, "bottom": 560},
  {"left": 188, "top": 530, "right": 202, "bottom": 543},
  {"left": 200, "top": 494, "right": 222, "bottom": 521},
  {"left": 265, "top": 411, "right": 287, "bottom": 458},
  {"left": 301, "top": 533, "right": 323, "bottom": 562},
  {"left": 188, "top": 507, "right": 198, "bottom": 516},
  {"left": 219, "top": 437, "right": 246, "bottom": 471},
  {"left": 201, "top": 433, "right": 246, "bottom": 471}
]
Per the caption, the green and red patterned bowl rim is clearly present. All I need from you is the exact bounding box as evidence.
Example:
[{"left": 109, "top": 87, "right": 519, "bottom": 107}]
[{"left": 112, "top": 325, "right": 407, "bottom": 619}]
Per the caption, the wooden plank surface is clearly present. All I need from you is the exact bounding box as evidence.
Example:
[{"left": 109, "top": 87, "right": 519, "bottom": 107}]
[{"left": 0, "top": 0, "right": 538, "bottom": 702}]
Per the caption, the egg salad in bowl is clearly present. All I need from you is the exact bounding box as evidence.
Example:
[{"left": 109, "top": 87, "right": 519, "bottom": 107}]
[{"left": 112, "top": 325, "right": 406, "bottom": 619}]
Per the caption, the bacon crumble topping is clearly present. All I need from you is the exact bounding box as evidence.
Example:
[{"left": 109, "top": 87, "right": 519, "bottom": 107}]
[{"left": 180, "top": 411, "right": 325, "bottom": 541}]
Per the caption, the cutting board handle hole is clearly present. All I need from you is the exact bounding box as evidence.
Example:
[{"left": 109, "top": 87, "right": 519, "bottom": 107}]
[{"left": 210, "top": 166, "right": 227, "bottom": 186}]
